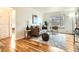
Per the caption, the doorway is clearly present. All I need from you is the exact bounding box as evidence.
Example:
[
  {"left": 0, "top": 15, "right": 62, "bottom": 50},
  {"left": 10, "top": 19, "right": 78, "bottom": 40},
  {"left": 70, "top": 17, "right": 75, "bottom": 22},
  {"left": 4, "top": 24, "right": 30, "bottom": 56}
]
[{"left": 0, "top": 7, "right": 16, "bottom": 52}]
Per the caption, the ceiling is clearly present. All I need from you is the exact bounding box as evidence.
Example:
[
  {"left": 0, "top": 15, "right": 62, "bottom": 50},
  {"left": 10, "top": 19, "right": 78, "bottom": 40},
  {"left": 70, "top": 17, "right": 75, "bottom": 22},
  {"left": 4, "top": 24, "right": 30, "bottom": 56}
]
[{"left": 32, "top": 7, "right": 77, "bottom": 13}]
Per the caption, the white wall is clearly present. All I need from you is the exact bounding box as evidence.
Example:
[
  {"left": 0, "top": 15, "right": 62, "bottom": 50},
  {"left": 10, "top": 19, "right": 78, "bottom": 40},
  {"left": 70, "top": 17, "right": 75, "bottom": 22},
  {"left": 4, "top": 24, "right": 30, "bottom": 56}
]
[
  {"left": 76, "top": 8, "right": 79, "bottom": 28},
  {"left": 14, "top": 7, "right": 43, "bottom": 40},
  {"left": 13, "top": 7, "right": 77, "bottom": 40},
  {"left": 64, "top": 15, "right": 73, "bottom": 33}
]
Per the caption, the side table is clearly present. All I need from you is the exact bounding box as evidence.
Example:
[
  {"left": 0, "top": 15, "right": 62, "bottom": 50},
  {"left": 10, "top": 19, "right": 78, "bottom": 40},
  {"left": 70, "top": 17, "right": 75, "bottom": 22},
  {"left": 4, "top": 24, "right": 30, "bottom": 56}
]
[{"left": 25, "top": 30, "right": 31, "bottom": 39}]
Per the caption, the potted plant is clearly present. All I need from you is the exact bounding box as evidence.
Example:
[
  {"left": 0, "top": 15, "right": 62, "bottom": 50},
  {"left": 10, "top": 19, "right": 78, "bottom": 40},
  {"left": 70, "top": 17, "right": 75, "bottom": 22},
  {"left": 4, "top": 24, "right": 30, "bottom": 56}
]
[{"left": 44, "top": 21, "right": 48, "bottom": 26}]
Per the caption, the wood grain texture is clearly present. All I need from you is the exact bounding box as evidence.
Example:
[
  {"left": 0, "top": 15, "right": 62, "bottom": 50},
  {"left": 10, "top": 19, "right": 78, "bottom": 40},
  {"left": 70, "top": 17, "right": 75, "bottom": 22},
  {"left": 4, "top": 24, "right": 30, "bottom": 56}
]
[
  {"left": 66, "top": 34, "right": 75, "bottom": 52},
  {"left": 0, "top": 34, "right": 74, "bottom": 52},
  {"left": 0, "top": 37, "right": 11, "bottom": 52},
  {"left": 16, "top": 39, "right": 49, "bottom": 52}
]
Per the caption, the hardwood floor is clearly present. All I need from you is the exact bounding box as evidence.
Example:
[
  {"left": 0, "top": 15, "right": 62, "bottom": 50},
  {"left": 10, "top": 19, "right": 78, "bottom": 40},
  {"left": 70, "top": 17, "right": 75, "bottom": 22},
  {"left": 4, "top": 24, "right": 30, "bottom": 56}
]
[
  {"left": 0, "top": 37, "right": 11, "bottom": 52},
  {"left": 16, "top": 38, "right": 65, "bottom": 52},
  {"left": 0, "top": 33, "right": 74, "bottom": 52},
  {"left": 15, "top": 33, "right": 74, "bottom": 52},
  {"left": 66, "top": 34, "right": 74, "bottom": 51},
  {"left": 16, "top": 39, "right": 49, "bottom": 52}
]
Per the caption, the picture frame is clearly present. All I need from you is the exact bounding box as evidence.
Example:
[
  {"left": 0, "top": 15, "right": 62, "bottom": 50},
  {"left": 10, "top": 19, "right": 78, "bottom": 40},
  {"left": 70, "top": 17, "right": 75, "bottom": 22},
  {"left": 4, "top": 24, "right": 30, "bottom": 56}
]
[{"left": 32, "top": 15, "right": 38, "bottom": 24}]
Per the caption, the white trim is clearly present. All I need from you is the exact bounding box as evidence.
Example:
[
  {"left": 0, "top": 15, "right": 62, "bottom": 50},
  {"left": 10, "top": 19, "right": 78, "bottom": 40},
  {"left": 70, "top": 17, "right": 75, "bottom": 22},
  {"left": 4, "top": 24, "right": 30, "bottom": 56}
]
[{"left": 16, "top": 35, "right": 25, "bottom": 40}]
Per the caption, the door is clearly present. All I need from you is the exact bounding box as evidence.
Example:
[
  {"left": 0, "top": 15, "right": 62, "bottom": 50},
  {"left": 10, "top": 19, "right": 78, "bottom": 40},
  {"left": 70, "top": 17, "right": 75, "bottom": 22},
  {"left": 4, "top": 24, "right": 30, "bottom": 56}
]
[
  {"left": 0, "top": 8, "right": 15, "bottom": 52},
  {"left": 0, "top": 9, "right": 10, "bottom": 39}
]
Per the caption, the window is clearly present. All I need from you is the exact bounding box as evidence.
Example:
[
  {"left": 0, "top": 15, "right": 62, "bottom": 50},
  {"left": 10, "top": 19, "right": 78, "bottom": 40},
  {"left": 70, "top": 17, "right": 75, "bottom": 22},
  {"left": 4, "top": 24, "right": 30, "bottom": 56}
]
[{"left": 50, "top": 15, "right": 64, "bottom": 26}]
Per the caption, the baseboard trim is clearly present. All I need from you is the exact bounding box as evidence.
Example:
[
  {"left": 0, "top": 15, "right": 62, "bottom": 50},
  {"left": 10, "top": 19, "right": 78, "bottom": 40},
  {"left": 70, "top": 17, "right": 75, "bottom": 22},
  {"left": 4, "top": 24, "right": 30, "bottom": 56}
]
[
  {"left": 58, "top": 32, "right": 73, "bottom": 35},
  {"left": 16, "top": 36, "right": 25, "bottom": 40},
  {"left": 0, "top": 37, "right": 10, "bottom": 40}
]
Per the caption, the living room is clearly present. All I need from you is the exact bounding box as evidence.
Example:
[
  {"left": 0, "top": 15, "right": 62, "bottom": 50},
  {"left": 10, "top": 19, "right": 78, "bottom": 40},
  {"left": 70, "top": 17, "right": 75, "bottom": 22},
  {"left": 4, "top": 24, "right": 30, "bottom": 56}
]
[
  {"left": 1, "top": 7, "right": 79, "bottom": 52},
  {"left": 1, "top": 0, "right": 79, "bottom": 59},
  {"left": 14, "top": 7, "right": 77, "bottom": 52}
]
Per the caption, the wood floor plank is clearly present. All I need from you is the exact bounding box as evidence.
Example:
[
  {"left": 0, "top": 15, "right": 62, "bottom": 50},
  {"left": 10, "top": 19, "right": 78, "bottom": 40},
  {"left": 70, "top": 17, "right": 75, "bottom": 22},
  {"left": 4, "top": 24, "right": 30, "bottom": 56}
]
[
  {"left": 21, "top": 39, "right": 48, "bottom": 51},
  {"left": 0, "top": 37, "right": 11, "bottom": 52},
  {"left": 66, "top": 34, "right": 74, "bottom": 52},
  {"left": 16, "top": 39, "right": 48, "bottom": 52},
  {"left": 1, "top": 34, "right": 74, "bottom": 52}
]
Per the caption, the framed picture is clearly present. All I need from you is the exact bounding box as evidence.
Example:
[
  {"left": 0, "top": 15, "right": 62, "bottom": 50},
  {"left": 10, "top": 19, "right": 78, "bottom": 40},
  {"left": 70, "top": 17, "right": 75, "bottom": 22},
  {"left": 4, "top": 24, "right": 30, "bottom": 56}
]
[{"left": 32, "top": 15, "right": 38, "bottom": 24}]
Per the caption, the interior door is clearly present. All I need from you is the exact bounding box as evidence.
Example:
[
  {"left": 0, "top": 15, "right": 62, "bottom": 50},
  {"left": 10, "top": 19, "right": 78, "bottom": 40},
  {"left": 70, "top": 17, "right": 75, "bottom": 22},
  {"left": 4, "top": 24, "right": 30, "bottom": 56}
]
[
  {"left": 0, "top": 9, "right": 10, "bottom": 39},
  {"left": 0, "top": 8, "right": 14, "bottom": 52}
]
